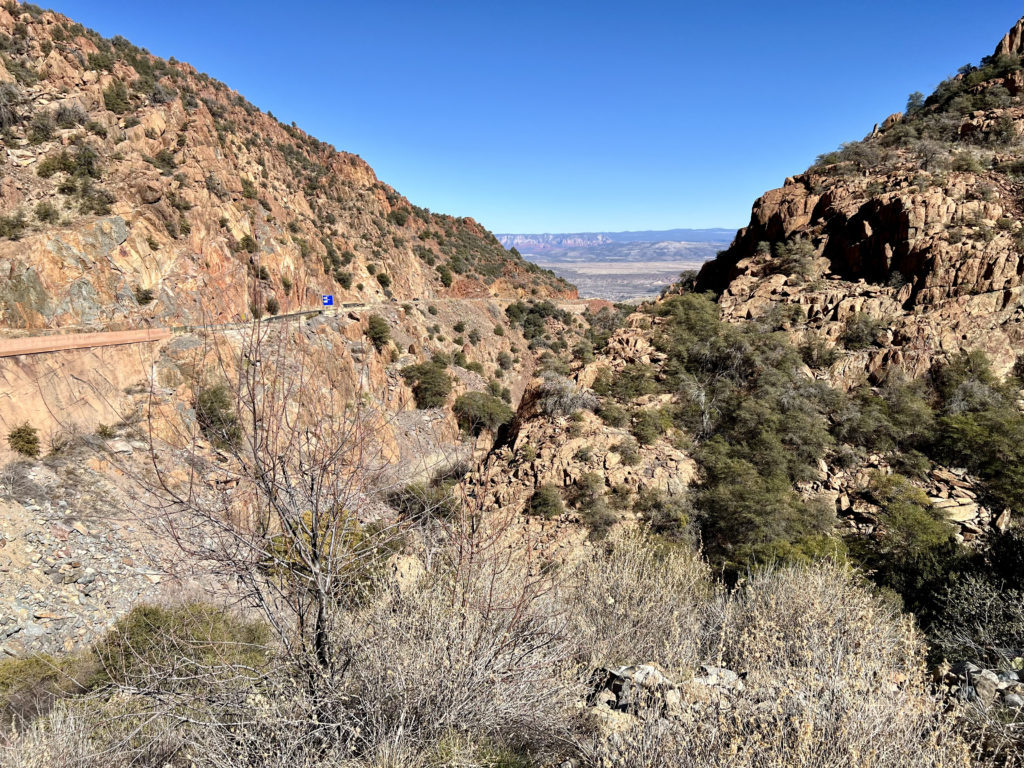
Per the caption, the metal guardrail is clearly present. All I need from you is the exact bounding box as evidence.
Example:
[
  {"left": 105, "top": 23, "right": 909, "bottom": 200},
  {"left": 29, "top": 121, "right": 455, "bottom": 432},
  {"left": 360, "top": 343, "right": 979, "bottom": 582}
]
[{"left": 0, "top": 328, "right": 172, "bottom": 358}]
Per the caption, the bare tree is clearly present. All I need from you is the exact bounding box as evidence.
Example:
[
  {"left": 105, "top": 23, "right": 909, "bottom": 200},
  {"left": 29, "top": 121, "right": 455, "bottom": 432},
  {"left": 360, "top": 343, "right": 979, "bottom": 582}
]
[{"left": 133, "top": 315, "right": 406, "bottom": 719}]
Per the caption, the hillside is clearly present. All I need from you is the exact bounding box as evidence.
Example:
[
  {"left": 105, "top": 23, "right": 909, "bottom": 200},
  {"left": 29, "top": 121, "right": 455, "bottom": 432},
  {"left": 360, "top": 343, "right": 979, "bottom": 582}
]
[
  {"left": 6, "top": 5, "right": 1024, "bottom": 768},
  {"left": 0, "top": 3, "right": 572, "bottom": 332},
  {"left": 694, "top": 19, "right": 1024, "bottom": 384}
]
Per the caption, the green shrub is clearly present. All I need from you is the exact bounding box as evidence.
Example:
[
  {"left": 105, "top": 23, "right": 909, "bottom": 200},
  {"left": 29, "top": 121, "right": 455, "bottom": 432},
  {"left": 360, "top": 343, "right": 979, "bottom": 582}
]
[
  {"left": 401, "top": 361, "right": 452, "bottom": 409},
  {"left": 800, "top": 337, "right": 838, "bottom": 369},
  {"left": 133, "top": 285, "right": 156, "bottom": 305},
  {"left": 613, "top": 437, "right": 640, "bottom": 466},
  {"left": 437, "top": 264, "right": 453, "bottom": 288},
  {"left": 387, "top": 481, "right": 459, "bottom": 520},
  {"left": 841, "top": 312, "right": 885, "bottom": 350},
  {"left": 92, "top": 603, "right": 270, "bottom": 691},
  {"left": 597, "top": 401, "right": 628, "bottom": 428},
  {"left": 376, "top": 272, "right": 391, "bottom": 289},
  {"left": 0, "top": 212, "right": 26, "bottom": 239},
  {"left": 633, "top": 489, "right": 691, "bottom": 537},
  {"left": 453, "top": 392, "right": 514, "bottom": 436},
  {"left": 366, "top": 315, "right": 390, "bottom": 351},
  {"left": 387, "top": 209, "right": 409, "bottom": 226},
  {"left": 34, "top": 201, "right": 58, "bottom": 223},
  {"left": 0, "top": 653, "right": 90, "bottom": 727},
  {"left": 526, "top": 484, "right": 563, "bottom": 519},
  {"left": 148, "top": 148, "right": 176, "bottom": 173},
  {"left": 853, "top": 473, "right": 959, "bottom": 601},
  {"left": 631, "top": 407, "right": 671, "bottom": 445},
  {"left": 102, "top": 81, "right": 131, "bottom": 114},
  {"left": 265, "top": 296, "right": 279, "bottom": 315},
  {"left": 7, "top": 422, "right": 40, "bottom": 457},
  {"left": 195, "top": 383, "right": 241, "bottom": 449}
]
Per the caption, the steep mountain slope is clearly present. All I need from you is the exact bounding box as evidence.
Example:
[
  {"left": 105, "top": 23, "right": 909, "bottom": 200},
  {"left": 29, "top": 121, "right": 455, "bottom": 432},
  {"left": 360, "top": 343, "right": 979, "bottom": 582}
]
[
  {"left": 0, "top": 2, "right": 572, "bottom": 331},
  {"left": 695, "top": 17, "right": 1024, "bottom": 384}
]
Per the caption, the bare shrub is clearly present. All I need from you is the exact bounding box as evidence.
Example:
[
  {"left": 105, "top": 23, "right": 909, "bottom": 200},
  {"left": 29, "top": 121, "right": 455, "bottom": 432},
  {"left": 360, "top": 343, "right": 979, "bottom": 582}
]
[
  {"left": 536, "top": 372, "right": 598, "bottom": 417},
  {"left": 567, "top": 528, "right": 714, "bottom": 675},
  {"left": 586, "top": 562, "right": 969, "bottom": 768}
]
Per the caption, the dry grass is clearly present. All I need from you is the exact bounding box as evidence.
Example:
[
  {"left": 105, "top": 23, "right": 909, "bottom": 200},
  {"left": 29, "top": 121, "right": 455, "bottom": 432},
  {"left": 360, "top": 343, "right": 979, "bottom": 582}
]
[
  {"left": 1, "top": 530, "right": 976, "bottom": 768},
  {"left": 585, "top": 559, "right": 971, "bottom": 768}
]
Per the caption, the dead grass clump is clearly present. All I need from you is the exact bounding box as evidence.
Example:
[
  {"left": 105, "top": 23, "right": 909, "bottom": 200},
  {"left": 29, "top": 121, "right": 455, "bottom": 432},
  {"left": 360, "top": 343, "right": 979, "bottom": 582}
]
[{"left": 589, "top": 562, "right": 970, "bottom": 767}]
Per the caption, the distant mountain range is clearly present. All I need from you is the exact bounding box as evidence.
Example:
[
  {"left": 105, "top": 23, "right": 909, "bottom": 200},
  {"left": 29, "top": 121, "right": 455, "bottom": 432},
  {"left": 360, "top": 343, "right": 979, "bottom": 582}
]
[
  {"left": 495, "top": 228, "right": 737, "bottom": 301},
  {"left": 497, "top": 229, "right": 737, "bottom": 254}
]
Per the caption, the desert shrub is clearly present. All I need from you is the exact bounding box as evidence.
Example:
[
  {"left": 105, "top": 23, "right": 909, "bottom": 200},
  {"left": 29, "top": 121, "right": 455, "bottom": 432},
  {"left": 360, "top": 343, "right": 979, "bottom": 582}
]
[
  {"left": 315, "top": 545, "right": 579, "bottom": 766},
  {"left": 92, "top": 603, "right": 270, "bottom": 691},
  {"left": 630, "top": 406, "right": 671, "bottom": 445},
  {"left": 27, "top": 109, "right": 54, "bottom": 144},
  {"left": 772, "top": 238, "right": 817, "bottom": 278},
  {"left": 841, "top": 312, "right": 886, "bottom": 349},
  {"left": 0, "top": 212, "right": 26, "bottom": 239},
  {"left": 387, "top": 481, "right": 460, "bottom": 521},
  {"left": 401, "top": 361, "right": 452, "bottom": 409},
  {"left": 0, "top": 81, "right": 21, "bottom": 129},
  {"left": 194, "top": 383, "right": 241, "bottom": 449},
  {"left": 365, "top": 314, "right": 390, "bottom": 351},
  {"left": 453, "top": 392, "right": 514, "bottom": 436},
  {"left": 102, "top": 81, "right": 131, "bottom": 114},
  {"left": 33, "top": 201, "right": 58, "bottom": 223},
  {"left": 567, "top": 527, "right": 712, "bottom": 674},
  {"left": 134, "top": 285, "right": 155, "bottom": 305},
  {"left": 7, "top": 422, "right": 40, "bottom": 457},
  {"left": 375, "top": 272, "right": 391, "bottom": 289},
  {"left": 265, "top": 296, "right": 279, "bottom": 315},
  {"left": 633, "top": 489, "right": 691, "bottom": 537},
  {"left": 525, "top": 484, "right": 563, "bottom": 519},
  {"left": 535, "top": 372, "right": 597, "bottom": 417},
  {"left": 597, "top": 400, "right": 628, "bottom": 427},
  {"left": 613, "top": 436, "right": 640, "bottom": 466}
]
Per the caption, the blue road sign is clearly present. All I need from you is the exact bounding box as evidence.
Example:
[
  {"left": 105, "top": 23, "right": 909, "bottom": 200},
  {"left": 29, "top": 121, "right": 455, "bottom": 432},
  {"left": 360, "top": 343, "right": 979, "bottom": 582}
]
[{"left": 322, "top": 295, "right": 334, "bottom": 306}]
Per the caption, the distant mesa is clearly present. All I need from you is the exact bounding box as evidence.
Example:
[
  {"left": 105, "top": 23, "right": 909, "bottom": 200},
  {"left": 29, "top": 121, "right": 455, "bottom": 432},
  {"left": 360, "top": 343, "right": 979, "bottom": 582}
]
[{"left": 497, "top": 228, "right": 737, "bottom": 253}]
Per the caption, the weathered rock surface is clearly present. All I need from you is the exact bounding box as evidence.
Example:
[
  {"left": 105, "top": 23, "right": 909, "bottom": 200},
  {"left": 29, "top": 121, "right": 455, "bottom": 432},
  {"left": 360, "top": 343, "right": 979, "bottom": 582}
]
[{"left": 0, "top": 5, "right": 573, "bottom": 333}]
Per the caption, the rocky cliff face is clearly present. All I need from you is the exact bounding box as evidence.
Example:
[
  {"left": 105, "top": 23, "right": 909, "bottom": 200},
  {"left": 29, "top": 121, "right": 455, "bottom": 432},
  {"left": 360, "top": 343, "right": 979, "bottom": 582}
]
[
  {"left": 695, "top": 16, "right": 1024, "bottom": 384},
  {"left": 0, "top": 3, "right": 573, "bottom": 331}
]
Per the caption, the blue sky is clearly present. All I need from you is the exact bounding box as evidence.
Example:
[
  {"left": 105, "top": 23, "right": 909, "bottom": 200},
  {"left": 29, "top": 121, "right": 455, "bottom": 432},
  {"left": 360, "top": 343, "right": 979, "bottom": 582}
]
[{"left": 43, "top": 1, "right": 1024, "bottom": 233}]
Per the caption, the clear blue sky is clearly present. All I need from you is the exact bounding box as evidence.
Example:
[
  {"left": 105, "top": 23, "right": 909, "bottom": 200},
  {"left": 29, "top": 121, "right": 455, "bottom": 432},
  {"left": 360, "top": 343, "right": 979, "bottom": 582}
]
[{"left": 43, "top": 1, "right": 1024, "bottom": 233}]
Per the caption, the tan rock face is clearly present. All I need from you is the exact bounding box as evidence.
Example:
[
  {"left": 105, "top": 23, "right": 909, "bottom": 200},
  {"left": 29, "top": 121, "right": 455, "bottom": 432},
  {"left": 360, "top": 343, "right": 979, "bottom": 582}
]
[{"left": 697, "top": 144, "right": 1024, "bottom": 383}]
